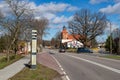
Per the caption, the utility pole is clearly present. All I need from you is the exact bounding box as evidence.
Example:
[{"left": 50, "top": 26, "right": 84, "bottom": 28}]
[
  {"left": 110, "top": 22, "right": 112, "bottom": 54},
  {"left": 118, "top": 29, "right": 120, "bottom": 54}
]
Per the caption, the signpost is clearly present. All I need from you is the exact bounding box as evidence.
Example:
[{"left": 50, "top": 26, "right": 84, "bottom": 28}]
[{"left": 31, "top": 30, "right": 37, "bottom": 69}]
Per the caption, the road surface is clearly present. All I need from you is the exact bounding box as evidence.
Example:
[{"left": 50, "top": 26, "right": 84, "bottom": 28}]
[{"left": 49, "top": 49, "right": 120, "bottom": 80}]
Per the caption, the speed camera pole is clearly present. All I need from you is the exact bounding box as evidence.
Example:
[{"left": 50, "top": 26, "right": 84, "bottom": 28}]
[{"left": 31, "top": 30, "right": 37, "bottom": 69}]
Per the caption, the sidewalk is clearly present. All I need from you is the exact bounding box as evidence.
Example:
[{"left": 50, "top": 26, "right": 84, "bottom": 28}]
[
  {"left": 0, "top": 55, "right": 30, "bottom": 80},
  {"left": 0, "top": 52, "right": 63, "bottom": 80},
  {"left": 37, "top": 52, "right": 63, "bottom": 75}
]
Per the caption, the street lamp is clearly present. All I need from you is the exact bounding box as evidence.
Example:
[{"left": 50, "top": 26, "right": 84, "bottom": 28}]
[
  {"left": 109, "top": 22, "right": 112, "bottom": 54},
  {"left": 118, "top": 29, "right": 120, "bottom": 54}
]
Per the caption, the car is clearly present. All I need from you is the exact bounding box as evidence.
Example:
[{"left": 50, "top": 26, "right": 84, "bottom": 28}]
[
  {"left": 77, "top": 47, "right": 93, "bottom": 53},
  {"left": 59, "top": 48, "right": 65, "bottom": 53}
]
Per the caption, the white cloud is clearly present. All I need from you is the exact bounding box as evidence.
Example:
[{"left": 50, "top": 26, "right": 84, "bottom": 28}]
[
  {"left": 105, "top": 22, "right": 119, "bottom": 35},
  {"left": 29, "top": 2, "right": 78, "bottom": 14},
  {"left": 99, "top": 2, "right": 120, "bottom": 14},
  {"left": 114, "top": 0, "right": 120, "bottom": 3},
  {"left": 67, "top": 6, "right": 78, "bottom": 11},
  {"left": 37, "top": 2, "right": 69, "bottom": 13},
  {"left": 89, "top": 0, "right": 108, "bottom": 4},
  {"left": 0, "top": 1, "right": 10, "bottom": 16},
  {"left": 27, "top": 2, "right": 77, "bottom": 25},
  {"left": 52, "top": 15, "right": 73, "bottom": 24},
  {"left": 0, "top": 1, "right": 77, "bottom": 29}
]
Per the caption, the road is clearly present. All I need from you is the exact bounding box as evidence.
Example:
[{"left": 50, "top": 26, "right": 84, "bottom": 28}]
[{"left": 49, "top": 49, "right": 120, "bottom": 80}]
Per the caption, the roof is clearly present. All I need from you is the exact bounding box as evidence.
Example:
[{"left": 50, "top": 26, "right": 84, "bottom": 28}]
[{"left": 68, "top": 34, "right": 83, "bottom": 40}]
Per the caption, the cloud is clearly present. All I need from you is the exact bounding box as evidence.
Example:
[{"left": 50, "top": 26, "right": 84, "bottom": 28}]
[
  {"left": 27, "top": 2, "right": 77, "bottom": 24},
  {"left": 105, "top": 22, "right": 119, "bottom": 35},
  {"left": 29, "top": 2, "right": 78, "bottom": 13},
  {"left": 67, "top": 6, "right": 78, "bottom": 11},
  {"left": 52, "top": 16, "right": 73, "bottom": 24},
  {"left": 37, "top": 2, "right": 69, "bottom": 13},
  {"left": 99, "top": 2, "right": 120, "bottom": 14},
  {"left": 0, "top": 1, "right": 10, "bottom": 16},
  {"left": 114, "top": 0, "right": 120, "bottom": 3},
  {"left": 0, "top": 1, "right": 78, "bottom": 30},
  {"left": 89, "top": 0, "right": 108, "bottom": 4}
]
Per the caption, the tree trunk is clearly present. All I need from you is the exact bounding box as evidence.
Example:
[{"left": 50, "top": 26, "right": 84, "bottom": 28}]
[{"left": 6, "top": 49, "right": 10, "bottom": 62}]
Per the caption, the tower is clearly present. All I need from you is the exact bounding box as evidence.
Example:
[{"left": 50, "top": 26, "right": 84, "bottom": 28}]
[{"left": 61, "top": 26, "right": 68, "bottom": 39}]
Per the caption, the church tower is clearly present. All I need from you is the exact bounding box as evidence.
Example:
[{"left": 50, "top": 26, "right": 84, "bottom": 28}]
[{"left": 61, "top": 26, "right": 68, "bottom": 39}]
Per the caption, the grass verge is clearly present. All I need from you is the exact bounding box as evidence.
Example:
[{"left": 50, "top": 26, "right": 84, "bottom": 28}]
[
  {"left": 9, "top": 64, "right": 61, "bottom": 80},
  {"left": 102, "top": 55, "right": 120, "bottom": 60},
  {"left": 0, "top": 54, "right": 23, "bottom": 69}
]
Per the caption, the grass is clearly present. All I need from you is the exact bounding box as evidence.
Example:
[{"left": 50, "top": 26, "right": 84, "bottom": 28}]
[
  {"left": 0, "top": 54, "right": 23, "bottom": 69},
  {"left": 9, "top": 64, "right": 61, "bottom": 80},
  {"left": 103, "top": 55, "right": 120, "bottom": 60}
]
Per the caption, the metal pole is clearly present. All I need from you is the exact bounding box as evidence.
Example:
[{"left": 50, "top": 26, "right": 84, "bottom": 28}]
[
  {"left": 110, "top": 22, "right": 112, "bottom": 54},
  {"left": 118, "top": 29, "right": 120, "bottom": 54},
  {"left": 31, "top": 30, "right": 37, "bottom": 69}
]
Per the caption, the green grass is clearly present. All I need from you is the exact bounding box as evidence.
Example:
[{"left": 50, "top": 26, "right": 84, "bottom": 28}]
[
  {"left": 0, "top": 54, "right": 23, "bottom": 69},
  {"left": 9, "top": 64, "right": 61, "bottom": 80},
  {"left": 103, "top": 55, "right": 120, "bottom": 60}
]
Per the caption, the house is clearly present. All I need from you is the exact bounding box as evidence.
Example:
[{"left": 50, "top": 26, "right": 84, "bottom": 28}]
[{"left": 61, "top": 26, "right": 83, "bottom": 48}]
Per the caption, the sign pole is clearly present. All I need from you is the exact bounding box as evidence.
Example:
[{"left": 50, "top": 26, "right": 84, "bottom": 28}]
[{"left": 31, "top": 30, "right": 37, "bottom": 69}]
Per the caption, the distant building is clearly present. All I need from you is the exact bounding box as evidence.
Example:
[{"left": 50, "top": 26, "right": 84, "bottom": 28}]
[{"left": 61, "top": 26, "right": 83, "bottom": 48}]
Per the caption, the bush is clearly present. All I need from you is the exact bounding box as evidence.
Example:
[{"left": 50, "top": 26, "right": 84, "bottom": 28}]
[{"left": 0, "top": 57, "right": 7, "bottom": 62}]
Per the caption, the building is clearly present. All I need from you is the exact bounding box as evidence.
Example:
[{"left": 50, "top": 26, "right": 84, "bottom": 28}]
[{"left": 61, "top": 26, "right": 83, "bottom": 48}]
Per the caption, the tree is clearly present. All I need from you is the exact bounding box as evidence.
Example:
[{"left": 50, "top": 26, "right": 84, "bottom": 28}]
[
  {"left": 53, "top": 31, "right": 61, "bottom": 48},
  {"left": 29, "top": 18, "right": 49, "bottom": 46},
  {"left": 51, "top": 38, "right": 55, "bottom": 47},
  {"left": 68, "top": 9, "right": 107, "bottom": 47},
  {"left": 105, "top": 36, "right": 115, "bottom": 53},
  {"left": 0, "top": 0, "right": 33, "bottom": 61}
]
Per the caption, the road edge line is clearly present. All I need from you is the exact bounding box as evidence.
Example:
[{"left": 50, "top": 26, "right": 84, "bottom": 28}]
[
  {"left": 65, "top": 54, "right": 120, "bottom": 74},
  {"left": 51, "top": 55, "right": 70, "bottom": 80}
]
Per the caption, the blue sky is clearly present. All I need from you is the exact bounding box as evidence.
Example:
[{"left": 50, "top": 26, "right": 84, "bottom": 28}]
[{"left": 0, "top": 0, "right": 120, "bottom": 42}]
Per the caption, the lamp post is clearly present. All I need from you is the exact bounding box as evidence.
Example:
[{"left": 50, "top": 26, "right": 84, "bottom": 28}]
[
  {"left": 110, "top": 22, "right": 112, "bottom": 54},
  {"left": 118, "top": 29, "right": 120, "bottom": 54}
]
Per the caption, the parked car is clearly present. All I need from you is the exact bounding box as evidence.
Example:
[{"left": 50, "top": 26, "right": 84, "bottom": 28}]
[
  {"left": 77, "top": 47, "right": 93, "bottom": 53},
  {"left": 59, "top": 48, "right": 65, "bottom": 53}
]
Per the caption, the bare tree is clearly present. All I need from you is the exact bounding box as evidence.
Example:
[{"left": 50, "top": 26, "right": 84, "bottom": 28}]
[
  {"left": 30, "top": 18, "right": 49, "bottom": 46},
  {"left": 68, "top": 9, "right": 107, "bottom": 47},
  {"left": 0, "top": 0, "right": 33, "bottom": 61}
]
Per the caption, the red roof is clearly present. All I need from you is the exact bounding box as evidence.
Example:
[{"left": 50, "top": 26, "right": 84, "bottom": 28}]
[{"left": 68, "top": 34, "right": 81, "bottom": 40}]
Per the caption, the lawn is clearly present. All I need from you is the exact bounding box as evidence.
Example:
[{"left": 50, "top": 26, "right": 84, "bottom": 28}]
[
  {"left": 9, "top": 64, "right": 61, "bottom": 80},
  {"left": 103, "top": 55, "right": 120, "bottom": 60},
  {"left": 0, "top": 54, "right": 23, "bottom": 69}
]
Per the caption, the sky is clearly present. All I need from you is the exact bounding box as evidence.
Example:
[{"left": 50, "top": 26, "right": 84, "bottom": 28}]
[{"left": 0, "top": 0, "right": 120, "bottom": 42}]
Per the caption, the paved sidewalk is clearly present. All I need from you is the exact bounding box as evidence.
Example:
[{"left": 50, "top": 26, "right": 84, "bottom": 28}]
[
  {"left": 37, "top": 52, "right": 63, "bottom": 75},
  {"left": 0, "top": 55, "right": 30, "bottom": 80}
]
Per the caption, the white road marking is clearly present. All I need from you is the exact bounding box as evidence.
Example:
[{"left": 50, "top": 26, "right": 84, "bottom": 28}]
[
  {"left": 82, "top": 53, "right": 120, "bottom": 63},
  {"left": 51, "top": 55, "right": 71, "bottom": 80},
  {"left": 64, "top": 54, "right": 120, "bottom": 74}
]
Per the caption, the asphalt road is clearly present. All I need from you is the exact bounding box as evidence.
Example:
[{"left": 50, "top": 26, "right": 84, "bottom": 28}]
[{"left": 50, "top": 50, "right": 120, "bottom": 80}]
